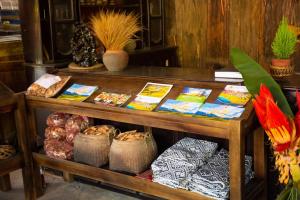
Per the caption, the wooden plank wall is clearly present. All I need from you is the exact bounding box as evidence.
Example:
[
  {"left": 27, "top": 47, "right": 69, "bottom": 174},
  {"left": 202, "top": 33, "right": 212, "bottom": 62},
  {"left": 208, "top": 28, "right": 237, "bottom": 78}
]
[
  {"left": 0, "top": 40, "right": 26, "bottom": 92},
  {"left": 165, "top": 0, "right": 300, "bottom": 70}
]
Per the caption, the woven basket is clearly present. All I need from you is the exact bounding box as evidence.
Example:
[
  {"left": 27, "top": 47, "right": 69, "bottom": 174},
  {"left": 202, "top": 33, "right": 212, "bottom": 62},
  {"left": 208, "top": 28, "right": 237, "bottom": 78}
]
[
  {"left": 74, "top": 125, "right": 116, "bottom": 167},
  {"left": 270, "top": 65, "right": 294, "bottom": 78},
  {"left": 0, "top": 145, "right": 16, "bottom": 160},
  {"left": 109, "top": 132, "right": 157, "bottom": 174}
]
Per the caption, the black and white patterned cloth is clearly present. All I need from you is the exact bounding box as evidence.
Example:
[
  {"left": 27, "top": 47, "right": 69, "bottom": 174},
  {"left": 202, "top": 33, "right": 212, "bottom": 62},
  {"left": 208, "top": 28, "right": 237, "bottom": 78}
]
[
  {"left": 187, "top": 149, "right": 254, "bottom": 200},
  {"left": 151, "top": 137, "right": 218, "bottom": 189}
]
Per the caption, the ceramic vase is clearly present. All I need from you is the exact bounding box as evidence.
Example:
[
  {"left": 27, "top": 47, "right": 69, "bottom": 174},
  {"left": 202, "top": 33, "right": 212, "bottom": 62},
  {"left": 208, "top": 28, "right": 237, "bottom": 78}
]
[{"left": 103, "top": 50, "right": 129, "bottom": 72}]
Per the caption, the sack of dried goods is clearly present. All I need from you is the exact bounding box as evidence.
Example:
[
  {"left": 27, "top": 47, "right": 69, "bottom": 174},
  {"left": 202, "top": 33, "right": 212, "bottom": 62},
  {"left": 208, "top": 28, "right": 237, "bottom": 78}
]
[
  {"left": 65, "top": 115, "right": 89, "bottom": 134},
  {"left": 46, "top": 112, "right": 71, "bottom": 128},
  {"left": 44, "top": 139, "right": 73, "bottom": 160},
  {"left": 45, "top": 127, "right": 67, "bottom": 140},
  {"left": 26, "top": 74, "right": 71, "bottom": 98},
  {"left": 109, "top": 130, "right": 157, "bottom": 174},
  {"left": 74, "top": 125, "right": 116, "bottom": 167}
]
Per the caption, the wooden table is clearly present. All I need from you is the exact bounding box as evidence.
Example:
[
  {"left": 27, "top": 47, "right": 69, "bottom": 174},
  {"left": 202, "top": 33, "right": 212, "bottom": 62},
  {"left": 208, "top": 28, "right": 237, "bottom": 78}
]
[
  {"left": 24, "top": 67, "right": 266, "bottom": 199},
  {"left": 0, "top": 82, "right": 33, "bottom": 199}
]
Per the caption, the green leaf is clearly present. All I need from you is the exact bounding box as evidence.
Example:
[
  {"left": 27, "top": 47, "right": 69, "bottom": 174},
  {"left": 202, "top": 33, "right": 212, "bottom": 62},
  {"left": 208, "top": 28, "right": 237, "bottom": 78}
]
[
  {"left": 230, "top": 48, "right": 294, "bottom": 117},
  {"left": 276, "top": 185, "right": 292, "bottom": 200}
]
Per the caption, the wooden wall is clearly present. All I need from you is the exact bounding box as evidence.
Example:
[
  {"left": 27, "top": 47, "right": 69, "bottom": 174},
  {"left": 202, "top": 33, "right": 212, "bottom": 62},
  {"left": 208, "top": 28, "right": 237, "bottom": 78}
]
[
  {"left": 165, "top": 0, "right": 300, "bottom": 70},
  {"left": 0, "top": 40, "right": 26, "bottom": 92}
]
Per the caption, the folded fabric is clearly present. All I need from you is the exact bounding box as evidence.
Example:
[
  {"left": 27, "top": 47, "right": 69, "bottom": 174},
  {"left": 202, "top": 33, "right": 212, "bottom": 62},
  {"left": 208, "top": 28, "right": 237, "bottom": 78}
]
[
  {"left": 187, "top": 149, "right": 254, "bottom": 200},
  {"left": 151, "top": 137, "right": 218, "bottom": 189}
]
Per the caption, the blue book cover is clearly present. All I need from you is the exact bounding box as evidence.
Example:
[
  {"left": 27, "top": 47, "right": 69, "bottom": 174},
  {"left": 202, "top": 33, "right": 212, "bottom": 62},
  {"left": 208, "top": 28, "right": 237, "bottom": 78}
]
[
  {"left": 58, "top": 83, "right": 98, "bottom": 102},
  {"left": 176, "top": 87, "right": 212, "bottom": 104},
  {"left": 195, "top": 103, "right": 245, "bottom": 119},
  {"left": 158, "top": 99, "right": 202, "bottom": 115}
]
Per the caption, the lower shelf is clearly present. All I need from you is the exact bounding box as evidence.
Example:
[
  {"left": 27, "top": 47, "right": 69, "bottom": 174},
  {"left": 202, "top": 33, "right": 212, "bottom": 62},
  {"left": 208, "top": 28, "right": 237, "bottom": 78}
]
[
  {"left": 0, "top": 154, "right": 23, "bottom": 176},
  {"left": 33, "top": 153, "right": 264, "bottom": 200}
]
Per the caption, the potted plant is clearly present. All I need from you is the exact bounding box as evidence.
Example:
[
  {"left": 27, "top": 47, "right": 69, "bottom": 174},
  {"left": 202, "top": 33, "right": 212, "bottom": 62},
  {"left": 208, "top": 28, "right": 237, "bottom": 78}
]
[
  {"left": 91, "top": 11, "right": 141, "bottom": 72},
  {"left": 271, "top": 17, "right": 297, "bottom": 78}
]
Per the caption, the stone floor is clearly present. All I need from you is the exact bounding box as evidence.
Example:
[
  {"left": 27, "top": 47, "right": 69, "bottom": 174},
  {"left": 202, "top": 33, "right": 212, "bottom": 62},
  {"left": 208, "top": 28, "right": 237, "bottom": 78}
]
[{"left": 0, "top": 170, "right": 146, "bottom": 200}]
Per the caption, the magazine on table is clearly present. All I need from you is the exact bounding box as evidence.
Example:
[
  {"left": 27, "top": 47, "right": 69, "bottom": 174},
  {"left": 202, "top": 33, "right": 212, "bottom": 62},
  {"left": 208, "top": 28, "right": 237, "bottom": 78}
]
[
  {"left": 127, "top": 82, "right": 173, "bottom": 111},
  {"left": 215, "top": 85, "right": 251, "bottom": 107},
  {"left": 176, "top": 87, "right": 212, "bottom": 105},
  {"left": 58, "top": 83, "right": 98, "bottom": 102},
  {"left": 158, "top": 99, "right": 202, "bottom": 115},
  {"left": 94, "top": 92, "right": 131, "bottom": 107},
  {"left": 195, "top": 103, "right": 245, "bottom": 119}
]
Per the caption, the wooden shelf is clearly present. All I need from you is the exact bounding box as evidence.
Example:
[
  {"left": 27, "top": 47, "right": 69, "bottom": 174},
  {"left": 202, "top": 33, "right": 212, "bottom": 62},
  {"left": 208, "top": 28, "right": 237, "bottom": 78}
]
[
  {"left": 0, "top": 154, "right": 23, "bottom": 176},
  {"left": 33, "top": 153, "right": 264, "bottom": 200},
  {"left": 25, "top": 68, "right": 265, "bottom": 200},
  {"left": 26, "top": 95, "right": 252, "bottom": 139}
]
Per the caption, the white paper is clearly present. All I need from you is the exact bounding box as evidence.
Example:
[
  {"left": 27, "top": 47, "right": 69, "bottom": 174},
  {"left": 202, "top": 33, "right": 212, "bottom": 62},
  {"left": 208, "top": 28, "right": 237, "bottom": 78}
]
[
  {"left": 35, "top": 74, "right": 61, "bottom": 89},
  {"left": 224, "top": 85, "right": 249, "bottom": 93}
]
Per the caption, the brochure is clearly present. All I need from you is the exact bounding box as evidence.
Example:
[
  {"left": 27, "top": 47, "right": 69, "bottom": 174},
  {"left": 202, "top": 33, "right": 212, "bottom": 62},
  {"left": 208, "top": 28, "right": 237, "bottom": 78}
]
[
  {"left": 176, "top": 87, "right": 212, "bottom": 104},
  {"left": 127, "top": 82, "right": 173, "bottom": 111},
  {"left": 94, "top": 92, "right": 131, "bottom": 107},
  {"left": 215, "top": 85, "right": 251, "bottom": 107},
  {"left": 137, "top": 82, "right": 173, "bottom": 101},
  {"left": 127, "top": 96, "right": 159, "bottom": 111},
  {"left": 195, "top": 103, "right": 245, "bottom": 119},
  {"left": 58, "top": 83, "right": 98, "bottom": 102},
  {"left": 158, "top": 99, "right": 202, "bottom": 115}
]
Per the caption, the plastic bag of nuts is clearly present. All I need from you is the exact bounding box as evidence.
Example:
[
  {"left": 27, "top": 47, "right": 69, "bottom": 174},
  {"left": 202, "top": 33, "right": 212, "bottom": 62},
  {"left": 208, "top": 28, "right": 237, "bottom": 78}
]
[
  {"left": 44, "top": 139, "right": 73, "bottom": 160},
  {"left": 26, "top": 74, "right": 71, "bottom": 98},
  {"left": 46, "top": 112, "right": 71, "bottom": 128},
  {"left": 45, "top": 127, "right": 67, "bottom": 140}
]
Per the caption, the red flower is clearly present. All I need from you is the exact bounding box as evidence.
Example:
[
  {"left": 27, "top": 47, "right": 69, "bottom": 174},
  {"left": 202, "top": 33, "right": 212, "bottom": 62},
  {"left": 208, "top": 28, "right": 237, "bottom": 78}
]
[
  {"left": 295, "top": 91, "right": 300, "bottom": 136},
  {"left": 253, "top": 84, "right": 293, "bottom": 152}
]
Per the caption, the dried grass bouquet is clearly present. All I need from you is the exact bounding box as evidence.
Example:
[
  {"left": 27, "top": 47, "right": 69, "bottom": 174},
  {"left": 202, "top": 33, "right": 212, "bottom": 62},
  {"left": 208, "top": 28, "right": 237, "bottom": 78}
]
[{"left": 91, "top": 11, "right": 141, "bottom": 51}]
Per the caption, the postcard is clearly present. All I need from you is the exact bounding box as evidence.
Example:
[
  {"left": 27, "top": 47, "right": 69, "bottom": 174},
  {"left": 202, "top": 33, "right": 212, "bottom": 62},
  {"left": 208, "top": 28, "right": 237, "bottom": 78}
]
[
  {"left": 176, "top": 87, "right": 212, "bottom": 104},
  {"left": 158, "top": 99, "right": 202, "bottom": 115},
  {"left": 215, "top": 85, "right": 251, "bottom": 107},
  {"left": 126, "top": 96, "right": 158, "bottom": 111},
  {"left": 127, "top": 82, "right": 173, "bottom": 111},
  {"left": 195, "top": 103, "right": 245, "bottom": 119},
  {"left": 94, "top": 92, "right": 131, "bottom": 107},
  {"left": 137, "top": 82, "right": 173, "bottom": 101},
  {"left": 58, "top": 83, "right": 98, "bottom": 102}
]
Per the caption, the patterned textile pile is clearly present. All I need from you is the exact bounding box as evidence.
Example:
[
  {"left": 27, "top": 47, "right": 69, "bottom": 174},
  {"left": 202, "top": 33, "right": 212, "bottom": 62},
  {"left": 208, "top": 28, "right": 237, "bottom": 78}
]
[
  {"left": 151, "top": 138, "right": 254, "bottom": 199},
  {"left": 187, "top": 149, "right": 254, "bottom": 200},
  {"left": 151, "top": 137, "right": 218, "bottom": 189}
]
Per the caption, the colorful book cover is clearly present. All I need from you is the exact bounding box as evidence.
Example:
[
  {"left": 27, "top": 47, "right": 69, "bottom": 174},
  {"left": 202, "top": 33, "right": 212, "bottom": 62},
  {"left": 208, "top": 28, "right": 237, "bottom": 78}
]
[
  {"left": 176, "top": 87, "right": 212, "bottom": 104},
  {"left": 58, "top": 83, "right": 98, "bottom": 102},
  {"left": 158, "top": 99, "right": 202, "bottom": 115},
  {"left": 126, "top": 96, "right": 158, "bottom": 111},
  {"left": 137, "top": 82, "right": 173, "bottom": 101},
  {"left": 215, "top": 85, "right": 251, "bottom": 107},
  {"left": 127, "top": 82, "right": 173, "bottom": 111},
  {"left": 94, "top": 92, "right": 131, "bottom": 107},
  {"left": 195, "top": 103, "right": 245, "bottom": 119}
]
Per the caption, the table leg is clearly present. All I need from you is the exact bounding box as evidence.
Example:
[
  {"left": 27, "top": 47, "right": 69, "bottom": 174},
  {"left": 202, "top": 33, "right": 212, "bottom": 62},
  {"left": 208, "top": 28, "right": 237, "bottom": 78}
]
[
  {"left": 254, "top": 127, "right": 267, "bottom": 199},
  {"left": 0, "top": 174, "right": 11, "bottom": 191},
  {"left": 63, "top": 172, "right": 74, "bottom": 182},
  {"left": 229, "top": 122, "right": 245, "bottom": 200}
]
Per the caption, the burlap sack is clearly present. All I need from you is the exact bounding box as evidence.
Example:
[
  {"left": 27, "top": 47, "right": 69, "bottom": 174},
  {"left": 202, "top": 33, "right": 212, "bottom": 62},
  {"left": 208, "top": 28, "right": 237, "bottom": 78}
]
[
  {"left": 74, "top": 125, "right": 115, "bottom": 167},
  {"left": 109, "top": 132, "right": 157, "bottom": 174}
]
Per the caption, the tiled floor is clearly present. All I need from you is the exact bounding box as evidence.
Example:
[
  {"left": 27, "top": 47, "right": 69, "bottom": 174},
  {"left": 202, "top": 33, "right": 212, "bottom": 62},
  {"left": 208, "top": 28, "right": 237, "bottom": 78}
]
[{"left": 0, "top": 170, "right": 143, "bottom": 200}]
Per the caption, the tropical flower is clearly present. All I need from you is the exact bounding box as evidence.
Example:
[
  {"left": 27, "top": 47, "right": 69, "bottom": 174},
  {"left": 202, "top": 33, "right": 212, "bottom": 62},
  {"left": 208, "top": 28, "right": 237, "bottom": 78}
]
[
  {"left": 295, "top": 91, "right": 300, "bottom": 136},
  {"left": 253, "top": 84, "right": 293, "bottom": 152}
]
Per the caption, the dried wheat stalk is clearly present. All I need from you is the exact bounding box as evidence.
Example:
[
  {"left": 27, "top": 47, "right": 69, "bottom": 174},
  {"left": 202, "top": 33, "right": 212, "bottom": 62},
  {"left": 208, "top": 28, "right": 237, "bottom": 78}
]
[{"left": 91, "top": 11, "right": 141, "bottom": 50}]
